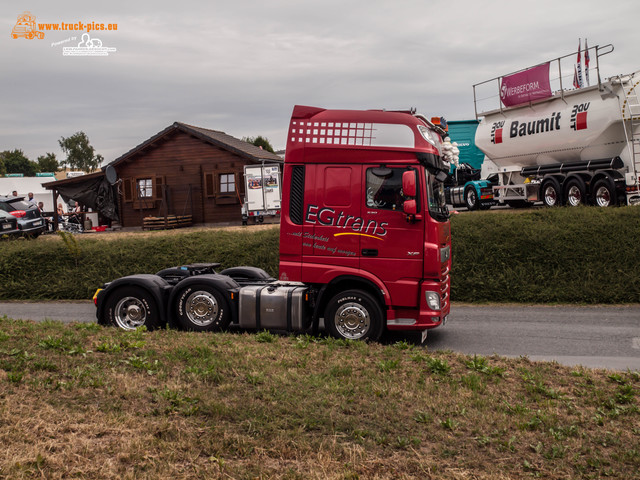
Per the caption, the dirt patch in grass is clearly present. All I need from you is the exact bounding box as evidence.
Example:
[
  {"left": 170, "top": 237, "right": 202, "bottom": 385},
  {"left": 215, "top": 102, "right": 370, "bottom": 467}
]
[{"left": 1, "top": 319, "right": 638, "bottom": 479}]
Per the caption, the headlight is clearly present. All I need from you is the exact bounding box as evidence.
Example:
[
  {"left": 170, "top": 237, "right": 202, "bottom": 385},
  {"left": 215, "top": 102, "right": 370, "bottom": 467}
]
[
  {"left": 417, "top": 125, "right": 442, "bottom": 154},
  {"left": 425, "top": 291, "right": 441, "bottom": 311}
]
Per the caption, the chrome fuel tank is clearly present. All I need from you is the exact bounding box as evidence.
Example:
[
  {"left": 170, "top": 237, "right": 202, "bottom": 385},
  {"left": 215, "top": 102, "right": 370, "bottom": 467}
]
[{"left": 238, "top": 282, "right": 309, "bottom": 331}]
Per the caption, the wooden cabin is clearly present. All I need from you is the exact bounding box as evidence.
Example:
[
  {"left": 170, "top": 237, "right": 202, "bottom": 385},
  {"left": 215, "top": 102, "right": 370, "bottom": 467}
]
[{"left": 110, "top": 122, "right": 282, "bottom": 228}]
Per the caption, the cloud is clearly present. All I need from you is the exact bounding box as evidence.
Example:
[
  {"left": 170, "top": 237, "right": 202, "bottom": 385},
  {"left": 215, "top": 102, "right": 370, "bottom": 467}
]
[{"left": 0, "top": 0, "right": 638, "bottom": 162}]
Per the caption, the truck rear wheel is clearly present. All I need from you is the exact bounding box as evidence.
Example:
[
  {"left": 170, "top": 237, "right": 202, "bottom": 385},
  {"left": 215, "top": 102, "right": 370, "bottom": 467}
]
[
  {"left": 592, "top": 178, "right": 617, "bottom": 207},
  {"left": 541, "top": 178, "right": 563, "bottom": 207},
  {"left": 104, "top": 286, "right": 161, "bottom": 331},
  {"left": 174, "top": 284, "right": 230, "bottom": 331},
  {"left": 564, "top": 177, "right": 588, "bottom": 207},
  {"left": 324, "top": 290, "right": 384, "bottom": 341}
]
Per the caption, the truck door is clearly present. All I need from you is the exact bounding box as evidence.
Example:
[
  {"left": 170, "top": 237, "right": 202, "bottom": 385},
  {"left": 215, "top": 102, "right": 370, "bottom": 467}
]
[
  {"left": 359, "top": 166, "right": 424, "bottom": 306},
  {"left": 302, "top": 164, "right": 361, "bottom": 274}
]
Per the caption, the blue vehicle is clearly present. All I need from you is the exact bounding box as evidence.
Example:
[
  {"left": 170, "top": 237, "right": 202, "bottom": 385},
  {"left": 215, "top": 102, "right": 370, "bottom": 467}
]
[{"left": 444, "top": 120, "right": 497, "bottom": 210}]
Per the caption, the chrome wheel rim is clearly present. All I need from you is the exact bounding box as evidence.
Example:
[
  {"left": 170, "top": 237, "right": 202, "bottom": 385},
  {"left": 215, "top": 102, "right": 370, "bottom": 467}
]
[
  {"left": 333, "top": 302, "right": 370, "bottom": 340},
  {"left": 114, "top": 296, "right": 146, "bottom": 330},
  {"left": 185, "top": 291, "right": 219, "bottom": 327},
  {"left": 595, "top": 186, "right": 611, "bottom": 207},
  {"left": 544, "top": 186, "right": 558, "bottom": 206},
  {"left": 466, "top": 190, "right": 476, "bottom": 208},
  {"left": 567, "top": 186, "right": 582, "bottom": 206}
]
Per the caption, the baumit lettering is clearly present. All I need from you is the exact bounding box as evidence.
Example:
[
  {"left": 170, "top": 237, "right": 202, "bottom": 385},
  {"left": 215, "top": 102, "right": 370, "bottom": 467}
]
[{"left": 510, "top": 112, "right": 561, "bottom": 138}]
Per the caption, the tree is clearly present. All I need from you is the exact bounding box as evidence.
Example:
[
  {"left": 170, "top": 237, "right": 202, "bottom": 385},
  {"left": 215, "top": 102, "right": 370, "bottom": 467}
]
[
  {"left": 58, "top": 132, "right": 103, "bottom": 172},
  {"left": 37, "top": 152, "right": 59, "bottom": 173},
  {"left": 0, "top": 149, "right": 38, "bottom": 176},
  {"left": 243, "top": 135, "right": 275, "bottom": 153}
]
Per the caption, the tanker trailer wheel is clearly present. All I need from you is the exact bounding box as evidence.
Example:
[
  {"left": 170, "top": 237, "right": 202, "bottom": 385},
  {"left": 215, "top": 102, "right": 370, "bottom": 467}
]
[
  {"left": 592, "top": 178, "right": 617, "bottom": 207},
  {"left": 324, "top": 290, "right": 384, "bottom": 342},
  {"left": 541, "top": 178, "right": 563, "bottom": 207},
  {"left": 564, "top": 177, "right": 588, "bottom": 207},
  {"left": 174, "top": 284, "right": 231, "bottom": 331},
  {"left": 464, "top": 186, "right": 479, "bottom": 211},
  {"left": 104, "top": 286, "right": 161, "bottom": 331}
]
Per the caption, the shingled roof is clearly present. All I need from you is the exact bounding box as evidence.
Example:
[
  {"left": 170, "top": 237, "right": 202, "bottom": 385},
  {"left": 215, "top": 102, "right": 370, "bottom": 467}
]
[{"left": 109, "top": 122, "right": 283, "bottom": 167}]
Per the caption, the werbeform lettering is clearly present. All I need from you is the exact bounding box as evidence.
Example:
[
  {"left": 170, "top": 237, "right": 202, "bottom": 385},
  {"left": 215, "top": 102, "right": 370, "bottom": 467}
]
[{"left": 504, "top": 81, "right": 540, "bottom": 97}]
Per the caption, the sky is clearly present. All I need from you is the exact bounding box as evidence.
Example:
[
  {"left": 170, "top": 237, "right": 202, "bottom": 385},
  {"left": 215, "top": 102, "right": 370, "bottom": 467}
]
[{"left": 1, "top": 0, "right": 638, "bottom": 165}]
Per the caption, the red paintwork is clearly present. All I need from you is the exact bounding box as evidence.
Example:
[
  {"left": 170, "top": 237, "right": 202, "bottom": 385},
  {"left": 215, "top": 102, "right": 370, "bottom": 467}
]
[{"left": 279, "top": 106, "right": 451, "bottom": 331}]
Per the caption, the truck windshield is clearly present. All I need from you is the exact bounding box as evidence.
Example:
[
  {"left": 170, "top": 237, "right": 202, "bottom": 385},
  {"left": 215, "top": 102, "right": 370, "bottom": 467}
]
[{"left": 425, "top": 170, "right": 449, "bottom": 222}]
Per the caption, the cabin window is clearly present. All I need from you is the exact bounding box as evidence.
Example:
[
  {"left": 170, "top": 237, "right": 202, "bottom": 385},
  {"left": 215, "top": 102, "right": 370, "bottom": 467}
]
[
  {"left": 365, "top": 167, "right": 406, "bottom": 211},
  {"left": 137, "top": 178, "right": 153, "bottom": 198},
  {"left": 219, "top": 173, "right": 236, "bottom": 194}
]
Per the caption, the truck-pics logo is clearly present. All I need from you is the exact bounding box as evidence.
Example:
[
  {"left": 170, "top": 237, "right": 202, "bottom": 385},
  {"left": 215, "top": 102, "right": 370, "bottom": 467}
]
[
  {"left": 570, "top": 102, "right": 589, "bottom": 131},
  {"left": 62, "top": 33, "right": 117, "bottom": 56},
  {"left": 305, "top": 204, "right": 388, "bottom": 238},
  {"left": 11, "top": 11, "right": 118, "bottom": 56},
  {"left": 491, "top": 121, "right": 505, "bottom": 144},
  {"left": 11, "top": 12, "right": 44, "bottom": 39}
]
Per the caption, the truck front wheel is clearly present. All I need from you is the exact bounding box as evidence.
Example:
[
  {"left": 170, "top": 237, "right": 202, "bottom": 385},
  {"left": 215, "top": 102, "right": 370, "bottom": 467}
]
[
  {"left": 104, "top": 286, "right": 161, "bottom": 331},
  {"left": 464, "top": 186, "right": 479, "bottom": 211},
  {"left": 174, "top": 284, "right": 230, "bottom": 331},
  {"left": 324, "top": 290, "right": 384, "bottom": 341}
]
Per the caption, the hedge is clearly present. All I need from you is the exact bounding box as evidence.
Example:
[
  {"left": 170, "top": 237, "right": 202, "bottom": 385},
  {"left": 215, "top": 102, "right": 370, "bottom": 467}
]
[{"left": 0, "top": 207, "right": 638, "bottom": 303}]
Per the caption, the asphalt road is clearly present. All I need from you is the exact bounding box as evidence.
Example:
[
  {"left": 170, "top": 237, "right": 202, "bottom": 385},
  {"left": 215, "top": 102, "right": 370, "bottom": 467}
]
[{"left": 1, "top": 301, "right": 638, "bottom": 371}]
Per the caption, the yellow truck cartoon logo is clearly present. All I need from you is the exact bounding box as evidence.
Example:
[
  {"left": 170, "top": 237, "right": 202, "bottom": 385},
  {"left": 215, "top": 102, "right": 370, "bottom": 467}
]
[{"left": 11, "top": 12, "right": 44, "bottom": 40}]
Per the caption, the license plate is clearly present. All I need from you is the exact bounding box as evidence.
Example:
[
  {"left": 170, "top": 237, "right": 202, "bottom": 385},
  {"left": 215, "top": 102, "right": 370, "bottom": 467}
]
[
  {"left": 421, "top": 329, "right": 428, "bottom": 344},
  {"left": 2, "top": 224, "right": 10, "bottom": 230},
  {"left": 33, "top": 220, "right": 43, "bottom": 226}
]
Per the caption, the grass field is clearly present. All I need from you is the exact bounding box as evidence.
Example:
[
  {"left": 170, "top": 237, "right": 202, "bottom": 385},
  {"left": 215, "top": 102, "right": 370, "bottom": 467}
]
[
  {"left": 1, "top": 317, "right": 639, "bottom": 479},
  {"left": 1, "top": 208, "right": 639, "bottom": 478}
]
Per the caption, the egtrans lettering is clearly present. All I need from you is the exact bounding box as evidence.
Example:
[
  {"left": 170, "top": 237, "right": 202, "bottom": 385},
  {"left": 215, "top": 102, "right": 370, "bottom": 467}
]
[{"left": 305, "top": 204, "right": 388, "bottom": 237}]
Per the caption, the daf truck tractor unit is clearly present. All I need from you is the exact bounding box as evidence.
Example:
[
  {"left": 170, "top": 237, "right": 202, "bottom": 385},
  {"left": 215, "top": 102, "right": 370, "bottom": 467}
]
[
  {"left": 94, "top": 105, "right": 453, "bottom": 342},
  {"left": 472, "top": 44, "right": 640, "bottom": 208}
]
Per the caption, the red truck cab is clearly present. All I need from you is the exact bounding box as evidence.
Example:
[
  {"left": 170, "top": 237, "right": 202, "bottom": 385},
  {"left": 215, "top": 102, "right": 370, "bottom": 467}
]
[{"left": 279, "top": 105, "right": 452, "bottom": 341}]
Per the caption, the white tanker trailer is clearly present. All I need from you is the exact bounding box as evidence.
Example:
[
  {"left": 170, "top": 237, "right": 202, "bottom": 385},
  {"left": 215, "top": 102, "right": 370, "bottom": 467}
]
[{"left": 473, "top": 44, "right": 640, "bottom": 208}]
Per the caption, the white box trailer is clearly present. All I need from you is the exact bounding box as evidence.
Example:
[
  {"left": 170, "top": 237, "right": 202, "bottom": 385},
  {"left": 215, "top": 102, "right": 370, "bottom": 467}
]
[{"left": 241, "top": 164, "right": 281, "bottom": 224}]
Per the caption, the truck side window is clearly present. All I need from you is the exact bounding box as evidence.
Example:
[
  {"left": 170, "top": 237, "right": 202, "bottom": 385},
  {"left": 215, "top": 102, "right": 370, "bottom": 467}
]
[{"left": 365, "top": 168, "right": 405, "bottom": 211}]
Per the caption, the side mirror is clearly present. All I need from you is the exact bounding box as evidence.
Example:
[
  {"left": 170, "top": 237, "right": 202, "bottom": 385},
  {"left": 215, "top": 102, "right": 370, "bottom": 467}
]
[
  {"left": 403, "top": 199, "right": 417, "bottom": 215},
  {"left": 403, "top": 199, "right": 421, "bottom": 222},
  {"left": 402, "top": 171, "right": 416, "bottom": 197}
]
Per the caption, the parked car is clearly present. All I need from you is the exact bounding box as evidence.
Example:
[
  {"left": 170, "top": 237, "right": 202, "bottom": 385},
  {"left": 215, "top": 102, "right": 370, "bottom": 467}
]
[
  {"left": 0, "top": 210, "right": 20, "bottom": 238},
  {"left": 0, "top": 196, "right": 46, "bottom": 238}
]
